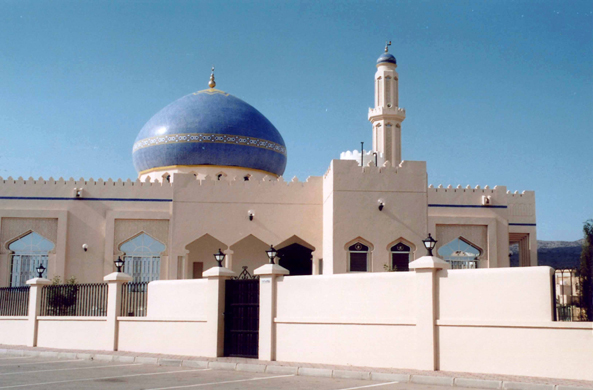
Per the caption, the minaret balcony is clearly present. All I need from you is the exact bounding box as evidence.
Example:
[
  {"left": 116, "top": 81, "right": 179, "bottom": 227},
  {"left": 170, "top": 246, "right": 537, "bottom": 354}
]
[{"left": 368, "top": 106, "right": 406, "bottom": 121}]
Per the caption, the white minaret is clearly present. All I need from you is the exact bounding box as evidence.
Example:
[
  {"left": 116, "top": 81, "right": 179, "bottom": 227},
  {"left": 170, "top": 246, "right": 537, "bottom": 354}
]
[{"left": 368, "top": 42, "right": 406, "bottom": 166}]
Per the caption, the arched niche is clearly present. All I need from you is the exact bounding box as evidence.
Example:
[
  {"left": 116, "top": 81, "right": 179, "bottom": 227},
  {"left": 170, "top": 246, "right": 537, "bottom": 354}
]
[
  {"left": 185, "top": 234, "right": 228, "bottom": 279},
  {"left": 119, "top": 232, "right": 166, "bottom": 282},
  {"left": 386, "top": 237, "right": 416, "bottom": 272},
  {"left": 344, "top": 237, "right": 374, "bottom": 272},
  {"left": 229, "top": 235, "right": 270, "bottom": 275},
  {"left": 438, "top": 236, "right": 482, "bottom": 269},
  {"left": 7, "top": 231, "right": 55, "bottom": 286},
  {"left": 276, "top": 235, "right": 316, "bottom": 276}
]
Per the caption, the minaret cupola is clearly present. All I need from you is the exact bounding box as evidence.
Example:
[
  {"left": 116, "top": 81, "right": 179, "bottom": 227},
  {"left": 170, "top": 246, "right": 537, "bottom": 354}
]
[{"left": 368, "top": 41, "right": 406, "bottom": 166}]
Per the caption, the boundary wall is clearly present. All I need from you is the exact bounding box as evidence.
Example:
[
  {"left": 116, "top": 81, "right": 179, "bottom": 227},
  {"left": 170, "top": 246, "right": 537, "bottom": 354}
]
[{"left": 0, "top": 261, "right": 591, "bottom": 381}]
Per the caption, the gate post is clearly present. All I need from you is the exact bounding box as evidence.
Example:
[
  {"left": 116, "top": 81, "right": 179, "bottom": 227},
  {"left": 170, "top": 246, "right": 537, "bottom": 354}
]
[
  {"left": 409, "top": 255, "right": 450, "bottom": 371},
  {"left": 203, "top": 266, "right": 236, "bottom": 357},
  {"left": 104, "top": 271, "right": 133, "bottom": 351},
  {"left": 25, "top": 277, "right": 51, "bottom": 347},
  {"left": 254, "top": 264, "right": 289, "bottom": 361}
]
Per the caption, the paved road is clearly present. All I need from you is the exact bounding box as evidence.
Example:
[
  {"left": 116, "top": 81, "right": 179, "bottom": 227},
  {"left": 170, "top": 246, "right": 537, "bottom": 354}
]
[{"left": 0, "top": 356, "right": 490, "bottom": 390}]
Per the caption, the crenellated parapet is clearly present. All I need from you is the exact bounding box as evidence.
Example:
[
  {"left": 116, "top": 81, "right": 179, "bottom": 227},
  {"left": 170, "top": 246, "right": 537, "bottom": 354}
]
[
  {"left": 506, "top": 190, "right": 536, "bottom": 220},
  {"left": 172, "top": 173, "right": 323, "bottom": 205},
  {"left": 325, "top": 159, "right": 427, "bottom": 193},
  {"left": 0, "top": 176, "right": 173, "bottom": 200},
  {"left": 428, "top": 184, "right": 507, "bottom": 207}
]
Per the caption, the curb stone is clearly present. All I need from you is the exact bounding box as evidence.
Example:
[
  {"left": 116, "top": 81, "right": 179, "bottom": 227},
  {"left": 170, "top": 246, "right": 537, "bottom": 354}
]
[
  {"left": 455, "top": 377, "right": 502, "bottom": 389},
  {"left": 412, "top": 375, "right": 455, "bottom": 386},
  {"left": 93, "top": 354, "right": 114, "bottom": 362},
  {"left": 265, "top": 365, "right": 299, "bottom": 375},
  {"left": 182, "top": 360, "right": 209, "bottom": 369},
  {"left": 333, "top": 370, "right": 371, "bottom": 380},
  {"left": 503, "top": 382, "right": 555, "bottom": 390},
  {"left": 371, "top": 372, "right": 411, "bottom": 383},
  {"left": 298, "top": 367, "right": 333, "bottom": 378},
  {"left": 0, "top": 347, "right": 591, "bottom": 389},
  {"left": 159, "top": 358, "right": 182, "bottom": 366},
  {"left": 134, "top": 356, "right": 159, "bottom": 365},
  {"left": 113, "top": 355, "right": 135, "bottom": 363}
]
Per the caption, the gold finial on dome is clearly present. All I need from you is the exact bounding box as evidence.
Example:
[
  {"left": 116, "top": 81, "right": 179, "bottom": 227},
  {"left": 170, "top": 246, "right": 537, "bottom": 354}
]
[
  {"left": 385, "top": 41, "right": 392, "bottom": 53},
  {"left": 208, "top": 66, "right": 216, "bottom": 88}
]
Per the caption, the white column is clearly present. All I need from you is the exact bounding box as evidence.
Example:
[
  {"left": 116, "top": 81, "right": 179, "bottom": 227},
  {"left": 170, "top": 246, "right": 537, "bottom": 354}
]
[
  {"left": 25, "top": 277, "right": 51, "bottom": 347},
  {"left": 223, "top": 249, "right": 234, "bottom": 271},
  {"left": 254, "top": 263, "right": 289, "bottom": 361},
  {"left": 312, "top": 251, "right": 321, "bottom": 275},
  {"left": 409, "top": 255, "right": 450, "bottom": 371},
  {"left": 202, "top": 266, "right": 236, "bottom": 357},
  {"left": 104, "top": 272, "right": 133, "bottom": 351}
]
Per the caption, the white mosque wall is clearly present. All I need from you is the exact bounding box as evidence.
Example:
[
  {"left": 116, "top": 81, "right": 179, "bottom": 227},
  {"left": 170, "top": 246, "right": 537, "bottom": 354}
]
[
  {"left": 323, "top": 159, "right": 429, "bottom": 274},
  {"left": 169, "top": 173, "right": 323, "bottom": 278},
  {"left": 427, "top": 185, "right": 537, "bottom": 268},
  {"left": 0, "top": 164, "right": 537, "bottom": 286},
  {"left": 0, "top": 177, "right": 172, "bottom": 286}
]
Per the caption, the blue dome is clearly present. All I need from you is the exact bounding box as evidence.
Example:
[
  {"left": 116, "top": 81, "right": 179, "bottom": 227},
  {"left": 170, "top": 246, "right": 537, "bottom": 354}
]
[
  {"left": 133, "top": 89, "right": 287, "bottom": 176},
  {"left": 377, "top": 52, "right": 396, "bottom": 65}
]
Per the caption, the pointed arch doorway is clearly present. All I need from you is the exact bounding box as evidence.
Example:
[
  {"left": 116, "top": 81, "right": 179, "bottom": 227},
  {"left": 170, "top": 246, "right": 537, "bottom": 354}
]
[{"left": 276, "top": 236, "right": 315, "bottom": 276}]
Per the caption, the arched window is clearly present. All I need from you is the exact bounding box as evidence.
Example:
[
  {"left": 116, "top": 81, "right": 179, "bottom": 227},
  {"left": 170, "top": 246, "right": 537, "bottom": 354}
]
[
  {"left": 120, "top": 233, "right": 165, "bottom": 282},
  {"left": 348, "top": 242, "right": 370, "bottom": 272},
  {"left": 438, "top": 237, "right": 481, "bottom": 269},
  {"left": 390, "top": 242, "right": 411, "bottom": 272},
  {"left": 8, "top": 232, "right": 54, "bottom": 286}
]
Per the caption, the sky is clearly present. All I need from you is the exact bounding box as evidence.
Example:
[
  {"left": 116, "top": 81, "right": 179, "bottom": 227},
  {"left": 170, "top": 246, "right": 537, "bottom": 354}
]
[{"left": 0, "top": 0, "right": 591, "bottom": 241}]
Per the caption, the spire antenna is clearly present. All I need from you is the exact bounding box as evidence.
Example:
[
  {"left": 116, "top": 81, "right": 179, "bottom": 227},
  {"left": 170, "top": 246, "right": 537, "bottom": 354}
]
[
  {"left": 208, "top": 66, "right": 216, "bottom": 88},
  {"left": 385, "top": 41, "right": 392, "bottom": 52}
]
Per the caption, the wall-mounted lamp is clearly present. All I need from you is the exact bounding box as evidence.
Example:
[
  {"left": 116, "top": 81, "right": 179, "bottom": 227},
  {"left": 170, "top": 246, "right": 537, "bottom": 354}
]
[
  {"left": 82, "top": 243, "right": 88, "bottom": 252},
  {"left": 73, "top": 188, "right": 83, "bottom": 198},
  {"left": 248, "top": 210, "right": 254, "bottom": 221},
  {"left": 213, "top": 248, "right": 225, "bottom": 267},
  {"left": 265, "top": 245, "right": 278, "bottom": 264},
  {"left": 36, "top": 263, "right": 46, "bottom": 278},
  {"left": 378, "top": 199, "right": 385, "bottom": 211},
  {"left": 422, "top": 234, "right": 437, "bottom": 256},
  {"left": 114, "top": 256, "right": 125, "bottom": 272}
]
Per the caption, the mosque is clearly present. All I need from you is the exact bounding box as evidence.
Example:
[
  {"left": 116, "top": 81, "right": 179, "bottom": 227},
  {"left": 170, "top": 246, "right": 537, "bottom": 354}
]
[{"left": 0, "top": 45, "right": 537, "bottom": 287}]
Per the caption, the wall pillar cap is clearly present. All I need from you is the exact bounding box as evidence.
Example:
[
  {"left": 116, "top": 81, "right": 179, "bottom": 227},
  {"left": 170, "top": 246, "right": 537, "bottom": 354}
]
[
  {"left": 223, "top": 249, "right": 234, "bottom": 255},
  {"left": 26, "top": 278, "right": 52, "bottom": 286},
  {"left": 202, "top": 266, "right": 236, "bottom": 278},
  {"left": 254, "top": 263, "right": 290, "bottom": 276},
  {"left": 103, "top": 272, "right": 133, "bottom": 282},
  {"left": 409, "top": 256, "right": 451, "bottom": 270}
]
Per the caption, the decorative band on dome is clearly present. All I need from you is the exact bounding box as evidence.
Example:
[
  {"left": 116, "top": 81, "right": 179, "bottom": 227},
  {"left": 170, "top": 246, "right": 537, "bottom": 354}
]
[{"left": 133, "top": 132, "right": 287, "bottom": 156}]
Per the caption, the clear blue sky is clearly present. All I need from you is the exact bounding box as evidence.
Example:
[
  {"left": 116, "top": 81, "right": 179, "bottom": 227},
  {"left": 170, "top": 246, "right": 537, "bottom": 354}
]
[{"left": 0, "top": 1, "right": 591, "bottom": 241}]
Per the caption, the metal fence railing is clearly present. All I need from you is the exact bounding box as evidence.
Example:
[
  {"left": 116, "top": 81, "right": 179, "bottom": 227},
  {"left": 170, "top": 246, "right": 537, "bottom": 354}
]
[
  {"left": 120, "top": 282, "right": 149, "bottom": 317},
  {"left": 554, "top": 268, "right": 587, "bottom": 321},
  {"left": 40, "top": 283, "right": 108, "bottom": 317},
  {"left": 0, "top": 286, "right": 30, "bottom": 316}
]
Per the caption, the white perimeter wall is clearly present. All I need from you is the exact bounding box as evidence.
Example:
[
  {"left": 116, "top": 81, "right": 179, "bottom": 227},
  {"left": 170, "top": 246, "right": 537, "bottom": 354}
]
[
  {"left": 0, "top": 317, "right": 28, "bottom": 346},
  {"left": 275, "top": 272, "right": 418, "bottom": 368},
  {"left": 271, "top": 266, "right": 593, "bottom": 381},
  {"left": 118, "top": 279, "right": 210, "bottom": 356}
]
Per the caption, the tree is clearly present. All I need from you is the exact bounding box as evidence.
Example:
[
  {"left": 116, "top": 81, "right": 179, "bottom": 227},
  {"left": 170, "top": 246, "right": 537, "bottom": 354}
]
[{"left": 578, "top": 220, "right": 593, "bottom": 321}]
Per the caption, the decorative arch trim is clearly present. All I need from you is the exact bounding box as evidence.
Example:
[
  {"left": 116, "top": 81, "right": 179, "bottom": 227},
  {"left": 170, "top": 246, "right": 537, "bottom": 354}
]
[
  {"left": 344, "top": 237, "right": 374, "bottom": 251},
  {"left": 386, "top": 237, "right": 416, "bottom": 253},
  {"left": 117, "top": 230, "right": 166, "bottom": 256}
]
